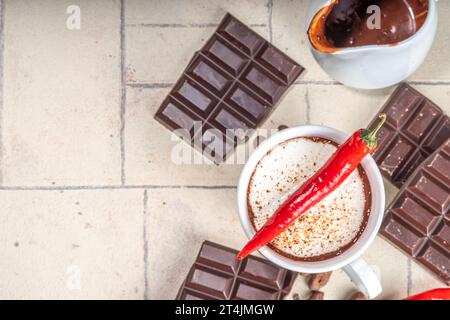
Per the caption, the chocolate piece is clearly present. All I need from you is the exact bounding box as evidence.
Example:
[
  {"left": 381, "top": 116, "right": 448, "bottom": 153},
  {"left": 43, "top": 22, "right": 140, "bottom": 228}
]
[
  {"left": 380, "top": 138, "right": 450, "bottom": 285},
  {"left": 369, "top": 84, "right": 450, "bottom": 187},
  {"left": 350, "top": 292, "right": 367, "bottom": 300},
  {"left": 176, "top": 241, "right": 297, "bottom": 300},
  {"left": 308, "top": 291, "right": 324, "bottom": 300},
  {"left": 308, "top": 272, "right": 332, "bottom": 290},
  {"left": 155, "top": 13, "right": 304, "bottom": 163}
]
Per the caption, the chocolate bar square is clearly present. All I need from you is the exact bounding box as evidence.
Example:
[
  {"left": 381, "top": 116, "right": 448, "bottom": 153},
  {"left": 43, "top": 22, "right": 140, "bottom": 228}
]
[
  {"left": 176, "top": 241, "right": 297, "bottom": 300},
  {"left": 155, "top": 13, "right": 304, "bottom": 163},
  {"left": 369, "top": 84, "right": 449, "bottom": 187},
  {"left": 380, "top": 138, "right": 450, "bottom": 285}
]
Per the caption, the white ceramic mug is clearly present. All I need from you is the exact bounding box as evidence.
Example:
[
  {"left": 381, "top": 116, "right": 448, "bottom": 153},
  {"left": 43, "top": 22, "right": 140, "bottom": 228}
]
[{"left": 237, "top": 125, "right": 385, "bottom": 299}]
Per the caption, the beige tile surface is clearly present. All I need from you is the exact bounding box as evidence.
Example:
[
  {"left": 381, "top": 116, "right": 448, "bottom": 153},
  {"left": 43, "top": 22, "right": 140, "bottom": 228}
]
[
  {"left": 125, "top": 26, "right": 215, "bottom": 84},
  {"left": 146, "top": 188, "right": 247, "bottom": 299},
  {"left": 271, "top": 0, "right": 332, "bottom": 82},
  {"left": 287, "top": 237, "right": 409, "bottom": 300},
  {"left": 308, "top": 85, "right": 393, "bottom": 133},
  {"left": 308, "top": 84, "right": 450, "bottom": 135},
  {"left": 126, "top": 25, "right": 269, "bottom": 84},
  {"left": 286, "top": 269, "right": 358, "bottom": 300},
  {"left": 125, "top": 0, "right": 269, "bottom": 26},
  {"left": 410, "top": 259, "right": 446, "bottom": 296},
  {"left": 2, "top": 0, "right": 121, "bottom": 186},
  {"left": 271, "top": 0, "right": 450, "bottom": 83},
  {"left": 146, "top": 189, "right": 408, "bottom": 300},
  {"left": 411, "top": 2, "right": 450, "bottom": 81},
  {"left": 0, "top": 189, "right": 144, "bottom": 299}
]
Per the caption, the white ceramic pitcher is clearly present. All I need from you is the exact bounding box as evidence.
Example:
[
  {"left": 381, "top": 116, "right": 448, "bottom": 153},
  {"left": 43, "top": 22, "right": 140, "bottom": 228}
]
[{"left": 306, "top": 0, "right": 438, "bottom": 89}]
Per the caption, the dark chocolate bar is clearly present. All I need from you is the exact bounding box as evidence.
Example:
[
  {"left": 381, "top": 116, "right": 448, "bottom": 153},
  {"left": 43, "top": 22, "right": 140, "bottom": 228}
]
[
  {"left": 155, "top": 13, "right": 304, "bottom": 163},
  {"left": 369, "top": 83, "right": 450, "bottom": 188},
  {"left": 176, "top": 241, "right": 297, "bottom": 300},
  {"left": 380, "top": 138, "right": 450, "bottom": 285}
]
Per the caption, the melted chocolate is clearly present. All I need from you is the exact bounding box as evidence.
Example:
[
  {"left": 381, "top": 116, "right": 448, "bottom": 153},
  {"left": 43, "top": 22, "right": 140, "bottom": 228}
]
[{"left": 309, "top": 0, "right": 429, "bottom": 53}]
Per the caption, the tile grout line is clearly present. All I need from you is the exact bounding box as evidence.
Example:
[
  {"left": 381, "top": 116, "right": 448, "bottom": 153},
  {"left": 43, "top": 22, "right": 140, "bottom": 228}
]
[
  {"left": 0, "top": 184, "right": 237, "bottom": 191},
  {"left": 407, "top": 258, "right": 412, "bottom": 296},
  {"left": 0, "top": 0, "right": 4, "bottom": 186},
  {"left": 126, "top": 80, "right": 450, "bottom": 89},
  {"left": 127, "top": 83, "right": 174, "bottom": 89},
  {"left": 143, "top": 189, "right": 149, "bottom": 300},
  {"left": 407, "top": 80, "right": 450, "bottom": 85},
  {"left": 267, "top": 0, "right": 273, "bottom": 43},
  {"left": 304, "top": 86, "right": 310, "bottom": 124},
  {"left": 119, "top": 0, "right": 126, "bottom": 185},
  {"left": 125, "top": 23, "right": 267, "bottom": 28},
  {"left": 295, "top": 80, "right": 341, "bottom": 85}
]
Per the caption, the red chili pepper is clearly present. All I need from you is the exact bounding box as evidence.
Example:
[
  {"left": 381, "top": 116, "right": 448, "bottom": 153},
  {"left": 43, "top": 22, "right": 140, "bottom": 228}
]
[
  {"left": 237, "top": 114, "right": 387, "bottom": 260},
  {"left": 404, "top": 288, "right": 450, "bottom": 300}
]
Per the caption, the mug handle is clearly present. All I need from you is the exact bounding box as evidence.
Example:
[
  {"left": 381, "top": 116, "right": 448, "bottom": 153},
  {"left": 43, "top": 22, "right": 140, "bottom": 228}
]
[{"left": 343, "top": 257, "right": 382, "bottom": 299}]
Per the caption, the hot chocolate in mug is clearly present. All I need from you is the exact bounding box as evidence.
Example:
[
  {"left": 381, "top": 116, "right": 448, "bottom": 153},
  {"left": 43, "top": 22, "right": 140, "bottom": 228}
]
[{"left": 237, "top": 125, "right": 385, "bottom": 299}]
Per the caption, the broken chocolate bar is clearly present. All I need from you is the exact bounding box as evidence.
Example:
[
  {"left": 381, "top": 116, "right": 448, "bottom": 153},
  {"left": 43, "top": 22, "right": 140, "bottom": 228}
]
[
  {"left": 368, "top": 83, "right": 449, "bottom": 187},
  {"left": 155, "top": 13, "right": 304, "bottom": 163},
  {"left": 380, "top": 138, "right": 450, "bottom": 285},
  {"left": 176, "top": 241, "right": 297, "bottom": 300}
]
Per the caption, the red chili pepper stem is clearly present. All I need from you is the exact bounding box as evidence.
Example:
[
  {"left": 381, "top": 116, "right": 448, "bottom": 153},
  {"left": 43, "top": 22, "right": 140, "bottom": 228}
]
[{"left": 361, "top": 113, "right": 387, "bottom": 149}]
